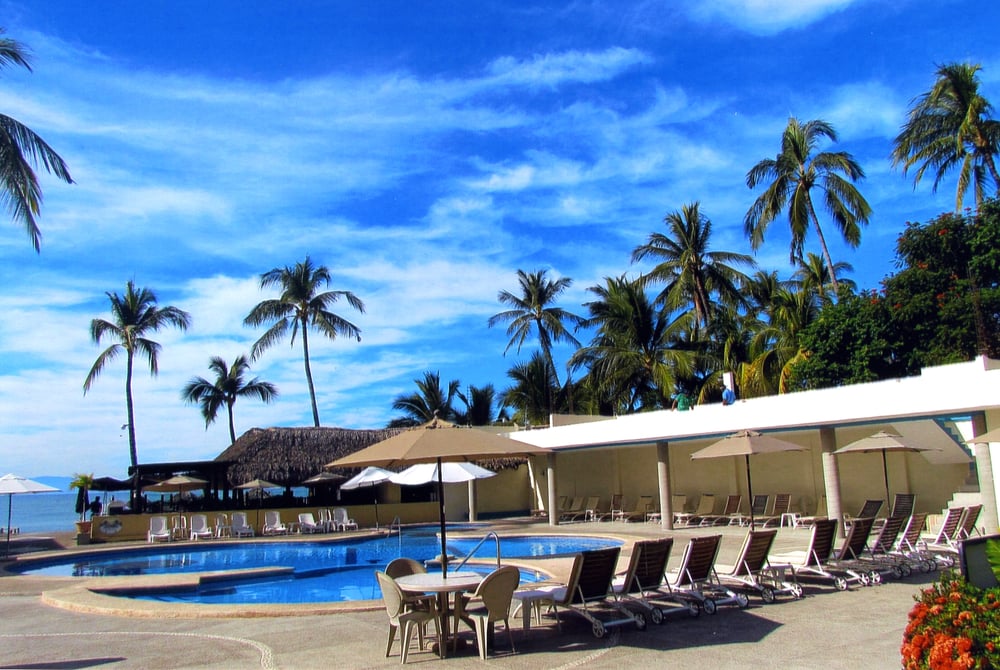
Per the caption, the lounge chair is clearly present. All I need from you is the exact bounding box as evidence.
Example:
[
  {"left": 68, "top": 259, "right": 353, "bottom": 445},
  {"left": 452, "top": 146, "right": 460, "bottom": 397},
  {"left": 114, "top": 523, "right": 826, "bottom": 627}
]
[
  {"left": 729, "top": 494, "right": 770, "bottom": 527},
  {"left": 230, "top": 511, "right": 255, "bottom": 537},
  {"left": 695, "top": 495, "right": 742, "bottom": 526},
  {"left": 890, "top": 493, "right": 916, "bottom": 519},
  {"left": 318, "top": 508, "right": 334, "bottom": 532},
  {"left": 957, "top": 504, "right": 982, "bottom": 540},
  {"left": 893, "top": 513, "right": 936, "bottom": 572},
  {"left": 758, "top": 493, "right": 791, "bottom": 527},
  {"left": 562, "top": 496, "right": 598, "bottom": 523},
  {"left": 667, "top": 494, "right": 687, "bottom": 524},
  {"left": 596, "top": 494, "right": 624, "bottom": 522},
  {"left": 512, "top": 547, "right": 647, "bottom": 637},
  {"left": 919, "top": 506, "right": 964, "bottom": 556},
  {"left": 823, "top": 516, "right": 879, "bottom": 587},
  {"left": 170, "top": 514, "right": 188, "bottom": 540},
  {"left": 188, "top": 513, "right": 214, "bottom": 540},
  {"left": 771, "top": 518, "right": 868, "bottom": 591},
  {"left": 147, "top": 515, "right": 171, "bottom": 542},
  {"left": 611, "top": 538, "right": 698, "bottom": 623},
  {"left": 844, "top": 499, "right": 883, "bottom": 529},
  {"left": 796, "top": 495, "right": 828, "bottom": 527},
  {"left": 675, "top": 494, "right": 715, "bottom": 527},
  {"left": 856, "top": 514, "right": 909, "bottom": 580},
  {"left": 454, "top": 565, "right": 520, "bottom": 659},
  {"left": 663, "top": 534, "right": 749, "bottom": 613},
  {"left": 298, "top": 512, "right": 324, "bottom": 533},
  {"left": 715, "top": 528, "right": 802, "bottom": 602},
  {"left": 213, "top": 513, "right": 231, "bottom": 538},
  {"left": 333, "top": 507, "right": 359, "bottom": 531},
  {"left": 559, "top": 497, "right": 586, "bottom": 522},
  {"left": 375, "top": 570, "right": 441, "bottom": 664},
  {"left": 619, "top": 495, "right": 655, "bottom": 523},
  {"left": 262, "top": 510, "right": 289, "bottom": 535}
]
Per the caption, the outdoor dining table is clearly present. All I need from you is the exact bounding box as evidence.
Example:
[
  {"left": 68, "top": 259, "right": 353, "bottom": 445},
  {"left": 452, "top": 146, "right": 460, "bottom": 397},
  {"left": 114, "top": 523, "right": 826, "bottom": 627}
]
[{"left": 395, "top": 571, "right": 483, "bottom": 658}]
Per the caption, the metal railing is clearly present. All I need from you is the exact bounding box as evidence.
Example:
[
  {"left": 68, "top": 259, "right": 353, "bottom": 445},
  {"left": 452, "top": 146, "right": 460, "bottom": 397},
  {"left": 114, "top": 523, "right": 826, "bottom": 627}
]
[
  {"left": 387, "top": 516, "right": 402, "bottom": 551},
  {"left": 453, "top": 531, "right": 501, "bottom": 572}
]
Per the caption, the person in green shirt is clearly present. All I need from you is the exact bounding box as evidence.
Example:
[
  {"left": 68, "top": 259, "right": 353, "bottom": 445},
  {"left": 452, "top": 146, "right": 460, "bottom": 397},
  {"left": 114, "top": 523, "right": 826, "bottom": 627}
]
[{"left": 672, "top": 390, "right": 693, "bottom": 411}]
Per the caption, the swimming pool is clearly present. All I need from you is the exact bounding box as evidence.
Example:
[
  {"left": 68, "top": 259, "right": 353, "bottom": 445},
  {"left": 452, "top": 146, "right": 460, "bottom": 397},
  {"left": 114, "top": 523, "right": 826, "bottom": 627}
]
[{"left": 16, "top": 530, "right": 622, "bottom": 605}]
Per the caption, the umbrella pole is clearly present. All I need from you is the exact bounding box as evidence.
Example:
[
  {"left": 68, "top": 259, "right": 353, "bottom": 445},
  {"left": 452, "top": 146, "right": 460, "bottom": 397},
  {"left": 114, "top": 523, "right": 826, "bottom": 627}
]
[
  {"left": 745, "top": 454, "right": 755, "bottom": 528},
  {"left": 882, "top": 450, "right": 891, "bottom": 508},
  {"left": 373, "top": 488, "right": 379, "bottom": 530},
  {"left": 437, "top": 457, "right": 448, "bottom": 578},
  {"left": 5, "top": 493, "right": 12, "bottom": 558}
]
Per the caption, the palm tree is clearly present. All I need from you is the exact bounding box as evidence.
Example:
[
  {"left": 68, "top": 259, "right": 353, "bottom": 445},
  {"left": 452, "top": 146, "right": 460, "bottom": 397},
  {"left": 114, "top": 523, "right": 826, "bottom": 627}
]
[
  {"left": 83, "top": 280, "right": 191, "bottom": 473},
  {"left": 500, "top": 352, "right": 558, "bottom": 426},
  {"left": 488, "top": 269, "right": 586, "bottom": 394},
  {"left": 745, "top": 117, "right": 871, "bottom": 293},
  {"left": 632, "top": 201, "right": 753, "bottom": 329},
  {"left": 182, "top": 355, "right": 278, "bottom": 444},
  {"left": 746, "top": 286, "right": 818, "bottom": 395},
  {"left": 570, "top": 275, "right": 693, "bottom": 413},
  {"left": 0, "top": 30, "right": 73, "bottom": 252},
  {"left": 244, "top": 256, "right": 364, "bottom": 427},
  {"left": 390, "top": 371, "right": 459, "bottom": 427},
  {"left": 456, "top": 384, "right": 497, "bottom": 426},
  {"left": 892, "top": 62, "right": 1000, "bottom": 211},
  {"left": 793, "top": 252, "right": 856, "bottom": 306}
]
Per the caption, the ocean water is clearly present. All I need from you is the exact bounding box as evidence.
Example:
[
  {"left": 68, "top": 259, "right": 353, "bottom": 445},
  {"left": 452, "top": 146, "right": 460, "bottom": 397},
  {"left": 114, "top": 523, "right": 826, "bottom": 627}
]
[{"left": 2, "top": 492, "right": 79, "bottom": 534}]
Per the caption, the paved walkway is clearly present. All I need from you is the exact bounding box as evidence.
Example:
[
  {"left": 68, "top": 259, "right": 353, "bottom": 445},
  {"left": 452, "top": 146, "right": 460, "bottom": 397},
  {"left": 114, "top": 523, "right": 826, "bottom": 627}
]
[{"left": 0, "top": 521, "right": 928, "bottom": 669}]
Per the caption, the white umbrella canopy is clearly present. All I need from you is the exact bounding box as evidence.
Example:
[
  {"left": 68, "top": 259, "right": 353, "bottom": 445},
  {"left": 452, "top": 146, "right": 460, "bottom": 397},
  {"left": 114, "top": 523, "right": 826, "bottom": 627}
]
[
  {"left": 835, "top": 430, "right": 940, "bottom": 505},
  {"left": 300, "top": 472, "right": 347, "bottom": 486},
  {"left": 340, "top": 466, "right": 394, "bottom": 529},
  {"left": 329, "top": 416, "right": 549, "bottom": 575},
  {"left": 389, "top": 462, "right": 495, "bottom": 486},
  {"left": 691, "top": 430, "right": 804, "bottom": 527},
  {"left": 1, "top": 473, "right": 59, "bottom": 557}
]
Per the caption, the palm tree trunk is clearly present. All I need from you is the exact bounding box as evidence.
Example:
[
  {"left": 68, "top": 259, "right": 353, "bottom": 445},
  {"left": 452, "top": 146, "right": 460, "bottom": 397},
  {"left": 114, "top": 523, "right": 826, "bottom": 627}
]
[
  {"left": 301, "top": 320, "right": 321, "bottom": 427},
  {"left": 125, "top": 351, "right": 139, "bottom": 509},
  {"left": 226, "top": 400, "right": 237, "bottom": 445},
  {"left": 807, "top": 198, "right": 840, "bottom": 294}
]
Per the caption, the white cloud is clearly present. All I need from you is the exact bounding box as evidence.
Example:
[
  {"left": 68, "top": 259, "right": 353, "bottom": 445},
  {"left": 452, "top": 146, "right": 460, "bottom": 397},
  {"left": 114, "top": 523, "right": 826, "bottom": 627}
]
[{"left": 687, "top": 0, "right": 862, "bottom": 35}]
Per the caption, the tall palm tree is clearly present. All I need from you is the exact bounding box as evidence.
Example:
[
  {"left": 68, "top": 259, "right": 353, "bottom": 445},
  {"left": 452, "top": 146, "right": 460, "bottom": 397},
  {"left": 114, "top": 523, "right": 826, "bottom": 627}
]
[
  {"left": 500, "top": 352, "right": 558, "bottom": 426},
  {"left": 570, "top": 275, "right": 693, "bottom": 413},
  {"left": 892, "top": 62, "right": 1000, "bottom": 211},
  {"left": 0, "top": 30, "right": 73, "bottom": 252},
  {"left": 389, "top": 371, "right": 459, "bottom": 427},
  {"left": 745, "top": 117, "right": 871, "bottom": 294},
  {"left": 793, "top": 252, "right": 856, "bottom": 306},
  {"left": 83, "top": 280, "right": 191, "bottom": 473},
  {"left": 632, "top": 201, "right": 753, "bottom": 329},
  {"left": 746, "top": 286, "right": 818, "bottom": 395},
  {"left": 182, "top": 355, "right": 278, "bottom": 444},
  {"left": 244, "top": 256, "right": 364, "bottom": 427},
  {"left": 488, "top": 269, "right": 586, "bottom": 394}
]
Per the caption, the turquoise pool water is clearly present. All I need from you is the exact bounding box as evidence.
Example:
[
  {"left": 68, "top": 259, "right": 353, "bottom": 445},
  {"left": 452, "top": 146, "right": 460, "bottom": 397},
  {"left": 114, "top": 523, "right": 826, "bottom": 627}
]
[{"left": 15, "top": 529, "right": 622, "bottom": 604}]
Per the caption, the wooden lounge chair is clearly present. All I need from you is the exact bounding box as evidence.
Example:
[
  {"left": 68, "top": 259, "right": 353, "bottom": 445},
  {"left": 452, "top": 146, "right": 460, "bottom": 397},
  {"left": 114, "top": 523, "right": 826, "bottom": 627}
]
[
  {"left": 611, "top": 538, "right": 698, "bottom": 622},
  {"left": 844, "top": 499, "right": 883, "bottom": 529},
  {"left": 695, "top": 494, "right": 742, "bottom": 526},
  {"left": 729, "top": 494, "right": 770, "bottom": 527},
  {"left": 559, "top": 497, "right": 586, "bottom": 522},
  {"left": 715, "top": 528, "right": 802, "bottom": 602},
  {"left": 676, "top": 494, "right": 715, "bottom": 526},
  {"left": 919, "top": 506, "right": 964, "bottom": 556},
  {"left": 664, "top": 534, "right": 748, "bottom": 613},
  {"left": 513, "top": 547, "right": 646, "bottom": 637},
  {"left": 890, "top": 493, "right": 916, "bottom": 519},
  {"left": 759, "top": 493, "right": 791, "bottom": 527},
  {"left": 619, "top": 495, "right": 655, "bottom": 523},
  {"left": 594, "top": 494, "right": 623, "bottom": 522},
  {"left": 957, "top": 504, "right": 982, "bottom": 540},
  {"left": 563, "top": 496, "right": 599, "bottom": 523}
]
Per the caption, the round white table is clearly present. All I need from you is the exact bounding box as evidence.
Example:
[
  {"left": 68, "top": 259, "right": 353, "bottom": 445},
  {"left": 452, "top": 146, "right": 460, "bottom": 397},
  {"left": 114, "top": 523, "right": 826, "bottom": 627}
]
[{"left": 395, "top": 571, "right": 483, "bottom": 658}]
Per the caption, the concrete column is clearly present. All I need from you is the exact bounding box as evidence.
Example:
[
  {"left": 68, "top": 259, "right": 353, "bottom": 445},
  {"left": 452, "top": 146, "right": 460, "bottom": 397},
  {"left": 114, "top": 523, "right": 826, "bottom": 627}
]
[
  {"left": 656, "top": 441, "right": 674, "bottom": 530},
  {"left": 971, "top": 414, "right": 999, "bottom": 534},
  {"left": 467, "top": 480, "right": 478, "bottom": 522},
  {"left": 819, "top": 426, "right": 845, "bottom": 539},
  {"left": 546, "top": 453, "right": 558, "bottom": 527}
]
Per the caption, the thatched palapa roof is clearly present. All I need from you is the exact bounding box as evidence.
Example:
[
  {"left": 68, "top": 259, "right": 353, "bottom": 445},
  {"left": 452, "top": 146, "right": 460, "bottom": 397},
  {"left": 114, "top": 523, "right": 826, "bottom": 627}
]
[
  {"left": 216, "top": 426, "right": 527, "bottom": 488},
  {"left": 216, "top": 427, "right": 401, "bottom": 487}
]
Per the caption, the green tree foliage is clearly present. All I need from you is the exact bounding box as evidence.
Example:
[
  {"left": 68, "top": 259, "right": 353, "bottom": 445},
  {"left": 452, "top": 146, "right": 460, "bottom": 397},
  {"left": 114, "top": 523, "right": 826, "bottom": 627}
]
[
  {"left": 500, "top": 352, "right": 560, "bottom": 426},
  {"left": 0, "top": 29, "right": 73, "bottom": 251},
  {"left": 455, "top": 384, "right": 498, "bottom": 426},
  {"left": 389, "top": 371, "right": 459, "bottom": 427}
]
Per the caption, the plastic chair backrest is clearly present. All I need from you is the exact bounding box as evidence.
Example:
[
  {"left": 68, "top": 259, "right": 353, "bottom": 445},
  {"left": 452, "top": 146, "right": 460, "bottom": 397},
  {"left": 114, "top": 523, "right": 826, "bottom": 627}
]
[
  {"left": 149, "top": 516, "right": 167, "bottom": 533},
  {"left": 232, "top": 512, "right": 250, "bottom": 528},
  {"left": 474, "top": 565, "right": 520, "bottom": 617},
  {"left": 386, "top": 557, "right": 426, "bottom": 579},
  {"left": 375, "top": 571, "right": 405, "bottom": 618}
]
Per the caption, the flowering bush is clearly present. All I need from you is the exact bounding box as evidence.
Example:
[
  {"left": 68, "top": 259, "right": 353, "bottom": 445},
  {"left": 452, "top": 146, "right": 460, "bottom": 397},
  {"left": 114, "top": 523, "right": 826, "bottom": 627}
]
[{"left": 901, "top": 572, "right": 1000, "bottom": 669}]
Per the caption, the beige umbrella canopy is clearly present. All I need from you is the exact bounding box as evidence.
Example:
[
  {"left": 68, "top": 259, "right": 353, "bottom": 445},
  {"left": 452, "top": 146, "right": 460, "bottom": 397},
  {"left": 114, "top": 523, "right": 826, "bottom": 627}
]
[
  {"left": 834, "top": 430, "right": 939, "bottom": 505},
  {"left": 142, "top": 475, "right": 208, "bottom": 494},
  {"left": 691, "top": 430, "right": 804, "bottom": 527},
  {"left": 329, "top": 416, "right": 549, "bottom": 575},
  {"left": 969, "top": 427, "right": 1000, "bottom": 444}
]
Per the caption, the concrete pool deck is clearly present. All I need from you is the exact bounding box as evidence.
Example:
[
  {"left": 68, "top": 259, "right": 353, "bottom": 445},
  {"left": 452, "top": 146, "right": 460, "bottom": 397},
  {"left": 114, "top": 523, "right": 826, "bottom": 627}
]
[{"left": 0, "top": 518, "right": 927, "bottom": 669}]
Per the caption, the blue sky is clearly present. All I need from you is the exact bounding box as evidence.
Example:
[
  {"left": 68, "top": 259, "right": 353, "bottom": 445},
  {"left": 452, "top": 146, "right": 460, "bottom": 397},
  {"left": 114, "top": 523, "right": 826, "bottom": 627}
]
[{"left": 0, "top": 0, "right": 996, "bottom": 478}]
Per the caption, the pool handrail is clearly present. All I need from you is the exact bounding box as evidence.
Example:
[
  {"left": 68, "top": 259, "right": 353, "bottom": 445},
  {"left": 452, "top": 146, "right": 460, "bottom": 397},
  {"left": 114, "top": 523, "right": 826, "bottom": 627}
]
[{"left": 453, "top": 531, "right": 502, "bottom": 572}]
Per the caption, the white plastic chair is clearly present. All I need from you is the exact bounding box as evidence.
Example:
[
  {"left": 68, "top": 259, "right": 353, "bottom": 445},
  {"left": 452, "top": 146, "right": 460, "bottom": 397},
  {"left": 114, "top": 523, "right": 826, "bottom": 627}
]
[
  {"left": 189, "top": 513, "right": 214, "bottom": 540},
  {"left": 333, "top": 507, "right": 358, "bottom": 531},
  {"left": 214, "top": 513, "right": 231, "bottom": 538},
  {"left": 263, "top": 510, "right": 289, "bottom": 535},
  {"left": 298, "top": 512, "right": 323, "bottom": 533},
  {"left": 147, "top": 515, "right": 171, "bottom": 543},
  {"left": 230, "top": 511, "right": 255, "bottom": 537}
]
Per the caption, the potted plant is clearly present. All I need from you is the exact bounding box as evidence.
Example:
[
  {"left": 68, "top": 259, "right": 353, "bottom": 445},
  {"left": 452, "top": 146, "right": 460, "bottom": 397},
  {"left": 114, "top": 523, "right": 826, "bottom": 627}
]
[{"left": 69, "top": 473, "right": 94, "bottom": 534}]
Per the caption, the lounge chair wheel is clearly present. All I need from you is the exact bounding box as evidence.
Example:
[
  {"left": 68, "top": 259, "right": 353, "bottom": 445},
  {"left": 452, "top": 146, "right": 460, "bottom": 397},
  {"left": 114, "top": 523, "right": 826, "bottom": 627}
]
[
  {"left": 702, "top": 599, "right": 717, "bottom": 615},
  {"left": 760, "top": 587, "right": 775, "bottom": 604},
  {"left": 736, "top": 593, "right": 750, "bottom": 609},
  {"left": 791, "top": 584, "right": 804, "bottom": 598},
  {"left": 834, "top": 577, "right": 848, "bottom": 591},
  {"left": 859, "top": 573, "right": 870, "bottom": 587},
  {"left": 592, "top": 621, "right": 606, "bottom": 638},
  {"left": 650, "top": 608, "right": 664, "bottom": 625},
  {"left": 920, "top": 560, "right": 933, "bottom": 573},
  {"left": 891, "top": 566, "right": 903, "bottom": 579},
  {"left": 687, "top": 602, "right": 700, "bottom": 617},
  {"left": 900, "top": 564, "right": 912, "bottom": 578},
  {"left": 869, "top": 571, "right": 882, "bottom": 585},
  {"left": 633, "top": 610, "right": 647, "bottom": 631}
]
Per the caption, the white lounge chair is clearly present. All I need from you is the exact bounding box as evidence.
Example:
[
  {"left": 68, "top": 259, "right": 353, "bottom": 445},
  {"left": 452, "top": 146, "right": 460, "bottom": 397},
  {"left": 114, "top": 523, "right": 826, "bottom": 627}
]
[
  {"left": 189, "top": 513, "right": 214, "bottom": 540},
  {"left": 333, "top": 507, "right": 358, "bottom": 531},
  {"left": 263, "top": 510, "right": 289, "bottom": 535},
  {"left": 230, "top": 511, "right": 255, "bottom": 537},
  {"left": 213, "top": 513, "right": 231, "bottom": 538},
  {"left": 298, "top": 512, "right": 324, "bottom": 533},
  {"left": 147, "top": 515, "right": 171, "bottom": 542}
]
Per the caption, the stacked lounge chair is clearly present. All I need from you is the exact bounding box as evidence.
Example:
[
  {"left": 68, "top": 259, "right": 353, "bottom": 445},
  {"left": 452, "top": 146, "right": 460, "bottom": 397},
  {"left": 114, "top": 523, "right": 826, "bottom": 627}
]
[
  {"left": 663, "top": 535, "right": 749, "bottom": 613},
  {"left": 714, "top": 528, "right": 802, "bottom": 603}
]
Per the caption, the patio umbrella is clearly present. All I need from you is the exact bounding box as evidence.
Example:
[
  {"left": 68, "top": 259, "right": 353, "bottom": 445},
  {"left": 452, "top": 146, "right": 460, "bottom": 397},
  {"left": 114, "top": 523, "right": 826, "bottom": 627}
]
[
  {"left": 340, "top": 466, "right": 395, "bottom": 529},
  {"left": 301, "top": 471, "right": 347, "bottom": 486},
  {"left": 142, "top": 474, "right": 208, "bottom": 494},
  {"left": 834, "top": 431, "right": 940, "bottom": 506},
  {"left": 690, "top": 430, "right": 804, "bottom": 527},
  {"left": 389, "top": 462, "right": 495, "bottom": 486},
  {"left": 0, "top": 473, "right": 58, "bottom": 557},
  {"left": 235, "top": 478, "right": 281, "bottom": 527},
  {"left": 969, "top": 426, "right": 1000, "bottom": 444},
  {"left": 329, "top": 415, "right": 549, "bottom": 576}
]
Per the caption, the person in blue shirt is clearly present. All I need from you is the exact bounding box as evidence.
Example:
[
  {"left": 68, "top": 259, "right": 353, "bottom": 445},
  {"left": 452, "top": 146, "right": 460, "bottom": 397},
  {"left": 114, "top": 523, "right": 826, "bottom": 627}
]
[{"left": 722, "top": 386, "right": 736, "bottom": 405}]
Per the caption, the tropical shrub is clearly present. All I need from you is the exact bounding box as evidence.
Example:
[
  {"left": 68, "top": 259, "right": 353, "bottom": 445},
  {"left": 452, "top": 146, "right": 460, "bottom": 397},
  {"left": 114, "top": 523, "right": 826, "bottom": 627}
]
[{"left": 901, "top": 572, "right": 1000, "bottom": 669}]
